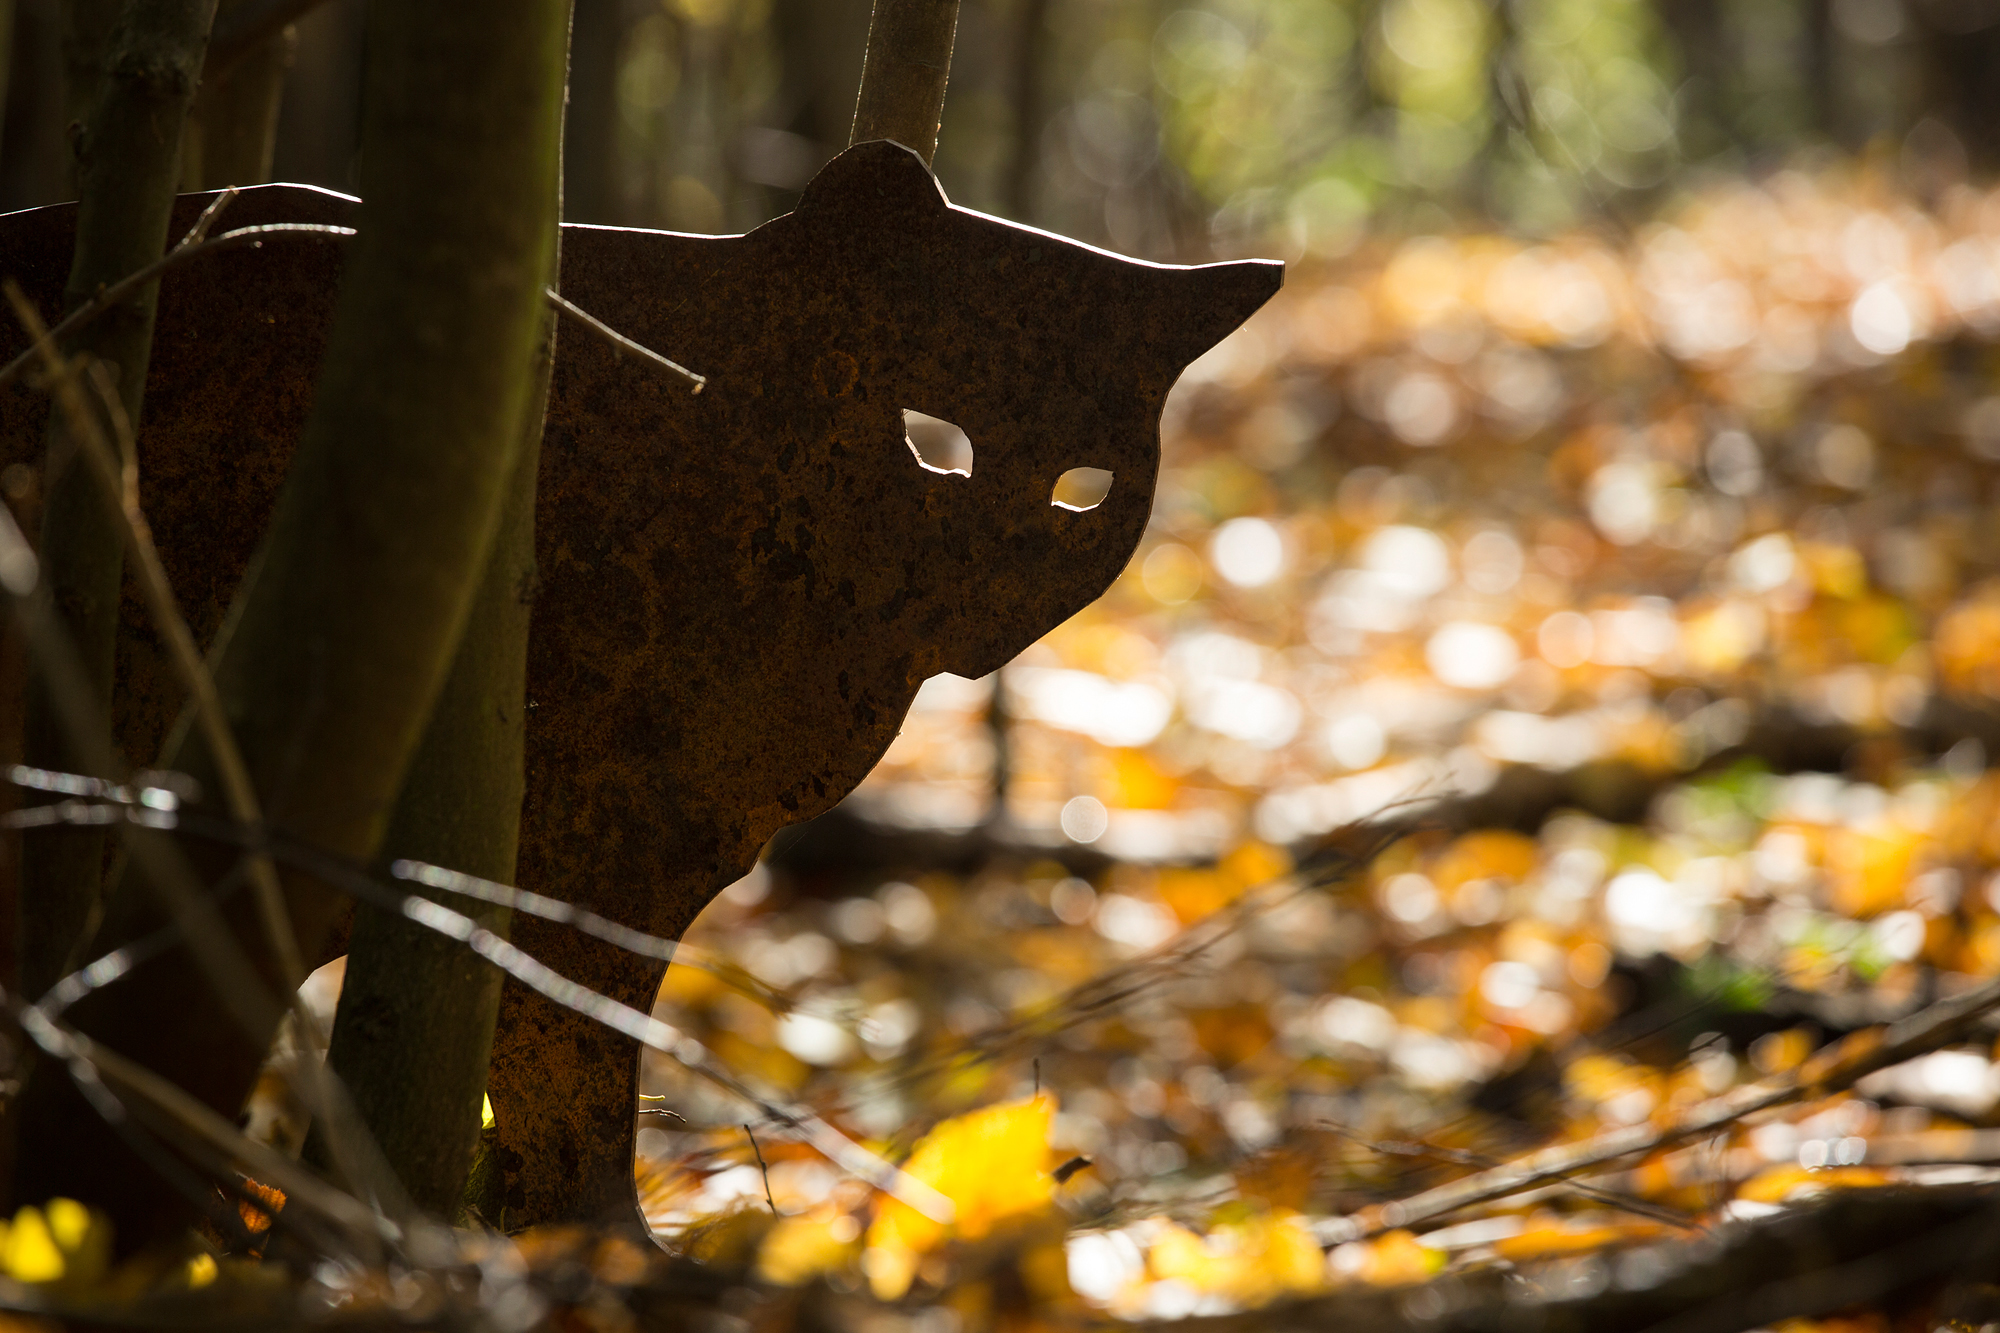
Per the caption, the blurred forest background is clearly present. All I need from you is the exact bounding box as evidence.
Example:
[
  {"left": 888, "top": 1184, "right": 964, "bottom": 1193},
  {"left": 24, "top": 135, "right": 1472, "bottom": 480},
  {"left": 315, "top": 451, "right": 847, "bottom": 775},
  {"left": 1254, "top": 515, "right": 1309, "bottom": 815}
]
[
  {"left": 12, "top": 0, "right": 2000, "bottom": 1325},
  {"left": 0, "top": 0, "right": 1988, "bottom": 244}
]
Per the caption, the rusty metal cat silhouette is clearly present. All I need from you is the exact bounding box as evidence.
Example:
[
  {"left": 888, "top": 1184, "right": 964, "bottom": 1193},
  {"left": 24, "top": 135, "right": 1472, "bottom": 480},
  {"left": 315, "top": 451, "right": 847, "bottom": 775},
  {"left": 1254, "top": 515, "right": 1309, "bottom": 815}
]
[{"left": 0, "top": 140, "right": 1280, "bottom": 1229}]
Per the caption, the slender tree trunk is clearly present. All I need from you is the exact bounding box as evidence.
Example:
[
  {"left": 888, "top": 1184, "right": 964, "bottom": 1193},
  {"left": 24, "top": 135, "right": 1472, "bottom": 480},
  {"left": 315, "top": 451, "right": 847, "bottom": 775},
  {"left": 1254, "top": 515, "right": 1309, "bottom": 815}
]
[
  {"left": 7, "top": 0, "right": 570, "bottom": 1246},
  {"left": 1000, "top": 0, "right": 1047, "bottom": 221},
  {"left": 313, "top": 291, "right": 556, "bottom": 1220},
  {"left": 265, "top": 0, "right": 361, "bottom": 191},
  {"left": 849, "top": 0, "right": 959, "bottom": 164},
  {"left": 564, "top": 0, "right": 618, "bottom": 224},
  {"left": 1801, "top": 0, "right": 1839, "bottom": 148},
  {"left": 1480, "top": 0, "right": 1522, "bottom": 220},
  {"left": 179, "top": 0, "right": 292, "bottom": 189},
  {"left": 1915, "top": 16, "right": 2000, "bottom": 172},
  {"left": 19, "top": 0, "right": 216, "bottom": 1003},
  {"left": 772, "top": 0, "right": 870, "bottom": 153},
  {"left": 0, "top": 0, "right": 70, "bottom": 210},
  {"left": 0, "top": 0, "right": 15, "bottom": 157},
  {"left": 1655, "top": 0, "right": 1732, "bottom": 157}
]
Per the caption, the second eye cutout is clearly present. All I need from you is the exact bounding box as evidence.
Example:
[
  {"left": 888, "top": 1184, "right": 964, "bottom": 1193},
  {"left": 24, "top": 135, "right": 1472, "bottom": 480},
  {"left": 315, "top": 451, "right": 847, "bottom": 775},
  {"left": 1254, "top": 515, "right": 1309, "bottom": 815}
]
[
  {"left": 1052, "top": 467, "right": 1113, "bottom": 511},
  {"left": 904, "top": 409, "right": 974, "bottom": 477}
]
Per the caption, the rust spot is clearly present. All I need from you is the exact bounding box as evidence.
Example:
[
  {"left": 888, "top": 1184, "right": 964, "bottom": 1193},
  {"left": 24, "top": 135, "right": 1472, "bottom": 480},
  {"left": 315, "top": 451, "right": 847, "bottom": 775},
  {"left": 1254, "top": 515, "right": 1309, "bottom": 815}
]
[{"left": 813, "top": 348, "right": 859, "bottom": 398}]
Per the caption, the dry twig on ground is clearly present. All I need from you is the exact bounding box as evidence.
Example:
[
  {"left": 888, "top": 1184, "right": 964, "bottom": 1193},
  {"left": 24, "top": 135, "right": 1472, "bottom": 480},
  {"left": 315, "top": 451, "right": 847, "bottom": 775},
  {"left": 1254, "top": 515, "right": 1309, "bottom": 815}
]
[{"left": 1327, "top": 969, "right": 2000, "bottom": 1241}]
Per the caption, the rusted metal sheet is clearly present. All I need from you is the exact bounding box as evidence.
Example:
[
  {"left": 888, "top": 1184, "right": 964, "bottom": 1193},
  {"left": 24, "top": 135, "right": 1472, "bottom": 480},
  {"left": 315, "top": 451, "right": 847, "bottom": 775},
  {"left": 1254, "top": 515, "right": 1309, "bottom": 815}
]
[{"left": 0, "top": 141, "right": 1280, "bottom": 1230}]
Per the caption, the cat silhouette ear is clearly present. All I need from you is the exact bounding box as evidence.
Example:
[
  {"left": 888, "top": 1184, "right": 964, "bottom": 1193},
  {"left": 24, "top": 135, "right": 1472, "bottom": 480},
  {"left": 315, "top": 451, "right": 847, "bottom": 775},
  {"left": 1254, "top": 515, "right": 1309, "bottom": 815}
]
[
  {"left": 795, "top": 139, "right": 951, "bottom": 220},
  {"left": 1150, "top": 258, "right": 1285, "bottom": 369}
]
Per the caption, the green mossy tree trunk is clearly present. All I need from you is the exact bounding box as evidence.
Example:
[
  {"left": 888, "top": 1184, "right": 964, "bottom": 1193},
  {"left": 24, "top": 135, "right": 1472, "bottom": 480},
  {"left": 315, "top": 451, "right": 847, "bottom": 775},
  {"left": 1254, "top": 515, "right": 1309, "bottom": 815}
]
[
  {"left": 19, "top": 0, "right": 217, "bottom": 1003},
  {"left": 314, "top": 293, "right": 555, "bottom": 1217},
  {"left": 5, "top": 0, "right": 570, "bottom": 1246}
]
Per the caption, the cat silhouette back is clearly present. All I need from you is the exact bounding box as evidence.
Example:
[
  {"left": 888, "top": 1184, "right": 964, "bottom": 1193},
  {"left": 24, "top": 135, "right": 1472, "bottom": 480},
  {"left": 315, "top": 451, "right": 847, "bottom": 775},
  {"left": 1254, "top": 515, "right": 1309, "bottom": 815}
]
[{"left": 0, "top": 141, "right": 1281, "bottom": 1232}]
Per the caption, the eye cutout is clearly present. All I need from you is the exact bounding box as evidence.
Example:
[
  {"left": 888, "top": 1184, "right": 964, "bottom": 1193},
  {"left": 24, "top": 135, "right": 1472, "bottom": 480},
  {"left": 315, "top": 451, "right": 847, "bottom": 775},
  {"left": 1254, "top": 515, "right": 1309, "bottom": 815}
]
[
  {"left": 903, "top": 409, "right": 973, "bottom": 477},
  {"left": 1051, "top": 467, "right": 1114, "bottom": 512}
]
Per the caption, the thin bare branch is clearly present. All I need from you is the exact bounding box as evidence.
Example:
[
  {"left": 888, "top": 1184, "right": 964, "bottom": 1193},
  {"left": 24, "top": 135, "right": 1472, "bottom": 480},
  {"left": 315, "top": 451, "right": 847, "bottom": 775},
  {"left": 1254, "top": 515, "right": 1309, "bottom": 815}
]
[
  {"left": 0, "top": 495, "right": 281, "bottom": 1043},
  {"left": 1, "top": 219, "right": 706, "bottom": 427},
  {"left": 5, "top": 280, "right": 306, "bottom": 996},
  {"left": 1322, "top": 1123, "right": 1698, "bottom": 1231},
  {"left": 177, "top": 185, "right": 241, "bottom": 249},
  {"left": 398, "top": 893, "right": 954, "bottom": 1223},
  {"left": 0, "top": 331, "right": 401, "bottom": 1217},
  {"left": 9, "top": 994, "right": 391, "bottom": 1256},
  {"left": 845, "top": 827, "right": 1398, "bottom": 1115},
  {"left": 393, "top": 858, "right": 680, "bottom": 963},
  {"left": 1327, "top": 969, "right": 2000, "bottom": 1241},
  {"left": 746, "top": 1125, "right": 777, "bottom": 1214},
  {"left": 16, "top": 786, "right": 958, "bottom": 1225},
  {"left": 1129, "top": 1186, "right": 1998, "bottom": 1333},
  {"left": 0, "top": 222, "right": 355, "bottom": 398},
  {"left": 546, "top": 287, "right": 706, "bottom": 391}
]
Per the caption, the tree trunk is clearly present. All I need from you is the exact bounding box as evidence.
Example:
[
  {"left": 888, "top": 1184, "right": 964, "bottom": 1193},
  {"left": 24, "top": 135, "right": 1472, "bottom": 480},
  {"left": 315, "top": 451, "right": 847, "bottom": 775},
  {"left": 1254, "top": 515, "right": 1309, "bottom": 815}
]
[
  {"left": 6, "top": 0, "right": 570, "bottom": 1247},
  {"left": 0, "top": 0, "right": 15, "bottom": 159},
  {"left": 1000, "top": 0, "right": 1047, "bottom": 221},
  {"left": 19, "top": 0, "right": 216, "bottom": 1003},
  {"left": 563, "top": 0, "right": 618, "bottom": 224},
  {"left": 1654, "top": 0, "right": 1732, "bottom": 157},
  {"left": 57, "top": 0, "right": 119, "bottom": 179},
  {"left": 849, "top": 0, "right": 960, "bottom": 164},
  {"left": 312, "top": 300, "right": 556, "bottom": 1220},
  {"left": 265, "top": 0, "right": 361, "bottom": 191},
  {"left": 1912, "top": 6, "right": 2000, "bottom": 172},
  {"left": 179, "top": 0, "right": 292, "bottom": 189},
  {"left": 0, "top": 0, "right": 71, "bottom": 210},
  {"left": 772, "top": 0, "right": 870, "bottom": 155}
]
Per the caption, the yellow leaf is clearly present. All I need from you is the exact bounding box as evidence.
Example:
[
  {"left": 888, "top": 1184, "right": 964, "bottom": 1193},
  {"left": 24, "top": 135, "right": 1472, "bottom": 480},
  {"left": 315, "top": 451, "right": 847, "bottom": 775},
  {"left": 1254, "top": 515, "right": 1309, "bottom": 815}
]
[
  {"left": 1736, "top": 1165, "right": 1892, "bottom": 1203},
  {"left": 1110, "top": 749, "right": 1179, "bottom": 810},
  {"left": 756, "top": 1213, "right": 860, "bottom": 1286},
  {"left": 1801, "top": 542, "right": 1868, "bottom": 601},
  {"left": 1824, "top": 827, "right": 1918, "bottom": 919},
  {"left": 1565, "top": 1053, "right": 1658, "bottom": 1106},
  {"left": 41, "top": 1198, "right": 107, "bottom": 1286},
  {"left": 1346, "top": 1229, "right": 1445, "bottom": 1286},
  {"left": 1682, "top": 599, "right": 1766, "bottom": 673},
  {"left": 1145, "top": 1210, "right": 1324, "bottom": 1304},
  {"left": 657, "top": 960, "right": 725, "bottom": 1005},
  {"left": 864, "top": 1094, "right": 1057, "bottom": 1298},
  {"left": 1750, "top": 1028, "right": 1816, "bottom": 1077},
  {"left": 1430, "top": 831, "right": 1537, "bottom": 890},
  {"left": 1935, "top": 586, "right": 2000, "bottom": 695},
  {"left": 1219, "top": 840, "right": 1292, "bottom": 892},
  {"left": 4, "top": 1208, "right": 62, "bottom": 1284},
  {"left": 1147, "top": 1221, "right": 1207, "bottom": 1276},
  {"left": 1495, "top": 1220, "right": 1665, "bottom": 1261},
  {"left": 1158, "top": 868, "right": 1232, "bottom": 924}
]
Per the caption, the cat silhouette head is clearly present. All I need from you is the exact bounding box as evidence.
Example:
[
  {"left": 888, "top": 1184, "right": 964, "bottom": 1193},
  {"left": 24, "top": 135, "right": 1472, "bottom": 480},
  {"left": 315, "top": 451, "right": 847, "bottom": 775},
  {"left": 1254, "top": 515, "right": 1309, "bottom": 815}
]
[{"left": 770, "top": 140, "right": 1283, "bottom": 681}]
